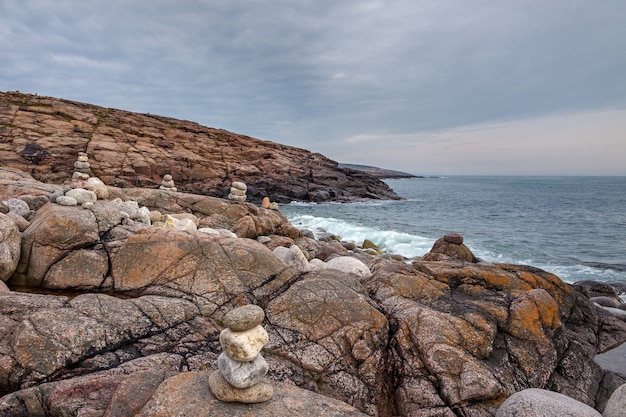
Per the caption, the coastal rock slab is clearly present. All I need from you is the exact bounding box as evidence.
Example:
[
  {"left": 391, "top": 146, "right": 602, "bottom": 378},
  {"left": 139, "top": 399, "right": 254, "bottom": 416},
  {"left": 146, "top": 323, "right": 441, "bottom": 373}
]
[
  {"left": 266, "top": 275, "right": 389, "bottom": 415},
  {"left": 136, "top": 371, "right": 368, "bottom": 417},
  {"left": 208, "top": 370, "right": 273, "bottom": 403},
  {"left": 110, "top": 228, "right": 295, "bottom": 315},
  {"left": 0, "top": 291, "right": 202, "bottom": 389},
  {"left": 495, "top": 388, "right": 602, "bottom": 417},
  {"left": 11, "top": 203, "right": 99, "bottom": 286},
  {"left": 0, "top": 354, "right": 183, "bottom": 417},
  {"left": 42, "top": 248, "right": 109, "bottom": 290}
]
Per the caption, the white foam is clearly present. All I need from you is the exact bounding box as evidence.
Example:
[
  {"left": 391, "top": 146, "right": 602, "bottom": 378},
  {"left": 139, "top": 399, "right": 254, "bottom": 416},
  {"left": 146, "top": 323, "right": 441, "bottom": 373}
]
[{"left": 289, "top": 214, "right": 434, "bottom": 258}]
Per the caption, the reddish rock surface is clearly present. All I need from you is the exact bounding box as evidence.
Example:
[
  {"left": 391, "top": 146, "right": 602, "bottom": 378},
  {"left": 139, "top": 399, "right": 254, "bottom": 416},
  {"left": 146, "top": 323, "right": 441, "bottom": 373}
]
[
  {"left": 0, "top": 91, "right": 401, "bottom": 203},
  {"left": 2, "top": 172, "right": 626, "bottom": 416}
]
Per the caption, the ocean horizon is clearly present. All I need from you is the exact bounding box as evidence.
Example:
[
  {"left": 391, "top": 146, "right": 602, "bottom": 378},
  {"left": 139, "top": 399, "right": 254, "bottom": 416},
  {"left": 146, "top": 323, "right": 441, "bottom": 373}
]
[{"left": 281, "top": 175, "right": 626, "bottom": 287}]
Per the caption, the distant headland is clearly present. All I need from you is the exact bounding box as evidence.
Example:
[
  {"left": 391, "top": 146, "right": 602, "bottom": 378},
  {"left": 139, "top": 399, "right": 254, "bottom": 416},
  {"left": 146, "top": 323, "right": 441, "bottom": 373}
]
[{"left": 337, "top": 163, "right": 420, "bottom": 179}]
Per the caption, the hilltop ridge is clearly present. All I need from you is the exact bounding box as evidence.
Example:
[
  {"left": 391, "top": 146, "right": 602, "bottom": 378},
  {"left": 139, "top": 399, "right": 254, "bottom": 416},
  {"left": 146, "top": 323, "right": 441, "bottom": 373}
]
[{"left": 0, "top": 91, "right": 401, "bottom": 203}]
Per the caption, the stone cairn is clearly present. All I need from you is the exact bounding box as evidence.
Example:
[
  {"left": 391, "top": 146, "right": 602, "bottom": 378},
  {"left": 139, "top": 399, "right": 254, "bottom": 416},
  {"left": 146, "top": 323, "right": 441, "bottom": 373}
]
[
  {"left": 74, "top": 152, "right": 92, "bottom": 175},
  {"left": 228, "top": 181, "right": 247, "bottom": 202},
  {"left": 53, "top": 152, "right": 103, "bottom": 207},
  {"left": 208, "top": 304, "right": 273, "bottom": 403},
  {"left": 158, "top": 174, "right": 177, "bottom": 192},
  {"left": 70, "top": 152, "right": 92, "bottom": 188}
]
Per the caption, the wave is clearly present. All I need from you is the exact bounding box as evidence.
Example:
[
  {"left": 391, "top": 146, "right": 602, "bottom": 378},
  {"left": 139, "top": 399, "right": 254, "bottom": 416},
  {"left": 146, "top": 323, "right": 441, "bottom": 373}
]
[
  {"left": 288, "top": 214, "right": 435, "bottom": 258},
  {"left": 287, "top": 214, "right": 626, "bottom": 285}
]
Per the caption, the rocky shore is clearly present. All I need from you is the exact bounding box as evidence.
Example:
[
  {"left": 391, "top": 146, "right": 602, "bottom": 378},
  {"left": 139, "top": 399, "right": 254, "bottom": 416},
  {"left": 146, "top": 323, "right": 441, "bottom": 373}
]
[
  {"left": 0, "top": 91, "right": 401, "bottom": 203},
  {"left": 1, "top": 167, "right": 626, "bottom": 416}
]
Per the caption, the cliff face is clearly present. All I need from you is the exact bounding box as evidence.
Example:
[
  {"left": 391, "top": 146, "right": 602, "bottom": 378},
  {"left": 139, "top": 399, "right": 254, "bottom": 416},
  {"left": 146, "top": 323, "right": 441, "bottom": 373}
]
[{"left": 0, "top": 91, "right": 400, "bottom": 202}]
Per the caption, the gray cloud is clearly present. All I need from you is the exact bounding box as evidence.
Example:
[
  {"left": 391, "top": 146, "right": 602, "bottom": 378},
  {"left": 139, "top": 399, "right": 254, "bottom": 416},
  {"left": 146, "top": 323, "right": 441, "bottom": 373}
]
[{"left": 1, "top": 0, "right": 625, "bottom": 174}]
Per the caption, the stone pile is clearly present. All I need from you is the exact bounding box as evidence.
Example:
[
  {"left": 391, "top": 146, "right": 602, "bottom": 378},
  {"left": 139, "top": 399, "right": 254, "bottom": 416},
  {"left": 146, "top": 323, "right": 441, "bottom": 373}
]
[
  {"left": 73, "top": 151, "right": 92, "bottom": 175},
  {"left": 65, "top": 152, "right": 109, "bottom": 201},
  {"left": 158, "top": 174, "right": 177, "bottom": 192},
  {"left": 228, "top": 181, "right": 247, "bottom": 202},
  {"left": 208, "top": 304, "right": 273, "bottom": 403}
]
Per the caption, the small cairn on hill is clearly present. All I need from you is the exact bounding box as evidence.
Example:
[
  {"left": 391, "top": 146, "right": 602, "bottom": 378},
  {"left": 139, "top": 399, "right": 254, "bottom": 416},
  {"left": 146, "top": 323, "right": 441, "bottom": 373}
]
[
  {"left": 73, "top": 152, "right": 92, "bottom": 175},
  {"left": 54, "top": 152, "right": 107, "bottom": 206},
  {"left": 208, "top": 304, "right": 273, "bottom": 403},
  {"left": 228, "top": 181, "right": 247, "bottom": 202},
  {"left": 158, "top": 174, "right": 177, "bottom": 192}
]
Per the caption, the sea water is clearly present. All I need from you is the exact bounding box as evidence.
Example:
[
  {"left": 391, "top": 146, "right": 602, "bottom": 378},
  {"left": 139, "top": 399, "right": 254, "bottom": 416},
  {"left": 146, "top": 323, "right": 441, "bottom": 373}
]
[{"left": 281, "top": 176, "right": 626, "bottom": 285}]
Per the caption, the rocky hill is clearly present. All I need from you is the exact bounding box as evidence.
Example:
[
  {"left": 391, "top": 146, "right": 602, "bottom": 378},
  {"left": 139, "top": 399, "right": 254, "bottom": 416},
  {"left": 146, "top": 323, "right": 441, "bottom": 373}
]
[{"left": 0, "top": 91, "right": 401, "bottom": 203}]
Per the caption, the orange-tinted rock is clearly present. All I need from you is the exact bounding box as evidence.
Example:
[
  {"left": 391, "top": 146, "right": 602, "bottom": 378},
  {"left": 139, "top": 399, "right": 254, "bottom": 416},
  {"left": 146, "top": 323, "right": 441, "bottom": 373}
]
[{"left": 426, "top": 236, "right": 478, "bottom": 262}]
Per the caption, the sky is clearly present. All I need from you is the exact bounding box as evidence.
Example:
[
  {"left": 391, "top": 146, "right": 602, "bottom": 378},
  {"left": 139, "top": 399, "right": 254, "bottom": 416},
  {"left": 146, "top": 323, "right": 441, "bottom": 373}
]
[{"left": 1, "top": 0, "right": 625, "bottom": 175}]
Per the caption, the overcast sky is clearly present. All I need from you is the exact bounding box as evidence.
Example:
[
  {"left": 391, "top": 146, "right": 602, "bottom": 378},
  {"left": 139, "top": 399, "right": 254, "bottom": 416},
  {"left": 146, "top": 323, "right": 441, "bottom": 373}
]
[{"left": 2, "top": 0, "right": 625, "bottom": 175}]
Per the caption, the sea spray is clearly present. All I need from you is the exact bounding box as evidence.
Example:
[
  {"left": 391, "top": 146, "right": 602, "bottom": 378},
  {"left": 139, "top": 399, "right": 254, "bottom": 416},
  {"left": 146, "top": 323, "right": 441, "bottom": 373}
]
[{"left": 288, "top": 214, "right": 434, "bottom": 258}]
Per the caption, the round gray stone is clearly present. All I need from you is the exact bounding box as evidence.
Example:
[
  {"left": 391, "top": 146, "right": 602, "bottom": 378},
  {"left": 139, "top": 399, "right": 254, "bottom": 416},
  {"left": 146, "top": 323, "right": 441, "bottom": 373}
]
[
  {"left": 7, "top": 198, "right": 31, "bottom": 217},
  {"left": 604, "top": 383, "right": 626, "bottom": 417},
  {"left": 65, "top": 188, "right": 97, "bottom": 205},
  {"left": 56, "top": 195, "right": 78, "bottom": 206},
  {"left": 217, "top": 352, "right": 269, "bottom": 389},
  {"left": 223, "top": 304, "right": 265, "bottom": 332},
  {"left": 496, "top": 388, "right": 601, "bottom": 417}
]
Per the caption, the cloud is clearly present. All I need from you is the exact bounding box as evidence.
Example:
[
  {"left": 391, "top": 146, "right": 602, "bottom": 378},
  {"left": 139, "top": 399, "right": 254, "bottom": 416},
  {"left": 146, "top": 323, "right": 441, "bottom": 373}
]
[
  {"left": 0, "top": 0, "right": 625, "bottom": 174},
  {"left": 333, "top": 109, "right": 626, "bottom": 175}
]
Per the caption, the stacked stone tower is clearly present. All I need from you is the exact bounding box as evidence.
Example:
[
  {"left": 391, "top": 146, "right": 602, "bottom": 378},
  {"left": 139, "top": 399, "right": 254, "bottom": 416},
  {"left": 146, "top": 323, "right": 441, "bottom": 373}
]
[
  {"left": 70, "top": 152, "right": 92, "bottom": 188},
  {"left": 228, "top": 181, "right": 247, "bottom": 202},
  {"left": 159, "top": 174, "right": 177, "bottom": 192},
  {"left": 209, "top": 304, "right": 273, "bottom": 403}
]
